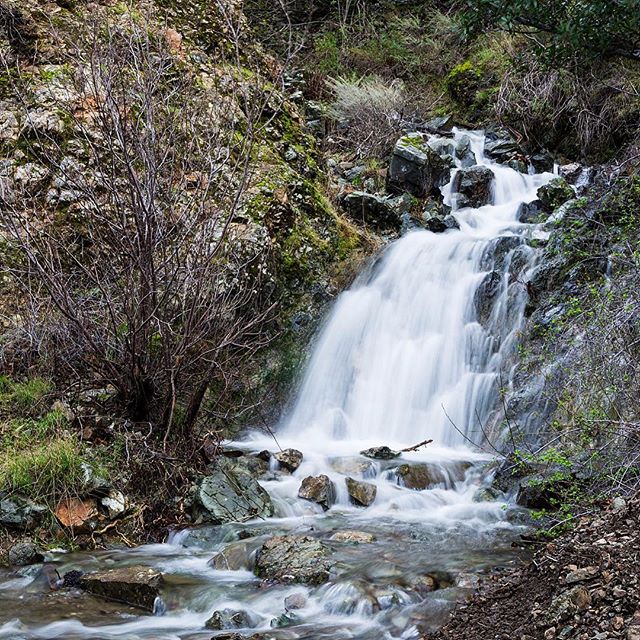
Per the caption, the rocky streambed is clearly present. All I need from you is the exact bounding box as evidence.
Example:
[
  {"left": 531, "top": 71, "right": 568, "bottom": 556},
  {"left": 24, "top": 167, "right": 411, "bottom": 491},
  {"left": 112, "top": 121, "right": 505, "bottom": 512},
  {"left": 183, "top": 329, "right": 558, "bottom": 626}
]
[{"left": 0, "top": 445, "right": 531, "bottom": 639}]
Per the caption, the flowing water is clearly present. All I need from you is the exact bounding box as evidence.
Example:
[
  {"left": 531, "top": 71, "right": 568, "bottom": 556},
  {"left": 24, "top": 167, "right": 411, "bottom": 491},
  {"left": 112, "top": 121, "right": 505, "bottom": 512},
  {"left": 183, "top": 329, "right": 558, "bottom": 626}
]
[{"left": 0, "top": 130, "right": 555, "bottom": 639}]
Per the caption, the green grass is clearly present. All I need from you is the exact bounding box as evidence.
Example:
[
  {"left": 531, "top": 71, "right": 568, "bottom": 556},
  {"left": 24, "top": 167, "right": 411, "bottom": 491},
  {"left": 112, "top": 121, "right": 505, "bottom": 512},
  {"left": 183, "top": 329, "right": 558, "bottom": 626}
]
[{"left": 0, "top": 376, "right": 51, "bottom": 415}]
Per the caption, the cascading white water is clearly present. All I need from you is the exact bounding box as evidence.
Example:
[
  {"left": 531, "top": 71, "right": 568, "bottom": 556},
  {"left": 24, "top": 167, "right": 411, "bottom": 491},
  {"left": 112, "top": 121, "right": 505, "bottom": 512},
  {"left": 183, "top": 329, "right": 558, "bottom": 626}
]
[
  {"left": 0, "top": 130, "right": 557, "bottom": 640},
  {"left": 280, "top": 130, "right": 551, "bottom": 449}
]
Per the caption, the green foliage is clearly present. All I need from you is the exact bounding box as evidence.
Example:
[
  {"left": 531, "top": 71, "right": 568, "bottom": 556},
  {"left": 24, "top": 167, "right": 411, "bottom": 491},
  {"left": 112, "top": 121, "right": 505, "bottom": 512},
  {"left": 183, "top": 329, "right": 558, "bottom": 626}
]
[
  {"left": 461, "top": 0, "right": 640, "bottom": 63},
  {"left": 0, "top": 376, "right": 51, "bottom": 416}
]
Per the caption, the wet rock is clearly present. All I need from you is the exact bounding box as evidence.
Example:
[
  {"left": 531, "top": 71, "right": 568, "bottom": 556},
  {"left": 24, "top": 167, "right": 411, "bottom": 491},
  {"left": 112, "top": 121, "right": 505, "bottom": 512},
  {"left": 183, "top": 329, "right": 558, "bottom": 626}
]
[
  {"left": 194, "top": 459, "right": 274, "bottom": 525},
  {"left": 484, "top": 138, "right": 522, "bottom": 164},
  {"left": 271, "top": 612, "right": 299, "bottom": 628},
  {"left": 455, "top": 572, "right": 480, "bottom": 589},
  {"left": 274, "top": 448, "right": 303, "bottom": 473},
  {"left": 396, "top": 463, "right": 442, "bottom": 490},
  {"left": 412, "top": 574, "right": 439, "bottom": 594},
  {"left": 345, "top": 477, "right": 377, "bottom": 506},
  {"left": 205, "top": 608, "right": 251, "bottom": 630},
  {"left": 0, "top": 493, "right": 46, "bottom": 530},
  {"left": 209, "top": 541, "right": 251, "bottom": 570},
  {"left": 8, "top": 541, "right": 44, "bottom": 566},
  {"left": 517, "top": 200, "right": 545, "bottom": 223},
  {"left": 284, "top": 592, "right": 307, "bottom": 610},
  {"left": 255, "top": 535, "right": 333, "bottom": 585},
  {"left": 516, "top": 474, "right": 569, "bottom": 510},
  {"left": 424, "top": 115, "right": 453, "bottom": 134},
  {"left": 430, "top": 138, "right": 456, "bottom": 159},
  {"left": 472, "top": 487, "right": 502, "bottom": 502},
  {"left": 329, "top": 456, "right": 374, "bottom": 477},
  {"left": 530, "top": 152, "right": 554, "bottom": 173},
  {"left": 298, "top": 475, "right": 336, "bottom": 511},
  {"left": 423, "top": 210, "right": 459, "bottom": 233},
  {"left": 537, "top": 177, "right": 574, "bottom": 212},
  {"left": 388, "top": 133, "right": 453, "bottom": 197},
  {"left": 451, "top": 166, "right": 494, "bottom": 209},
  {"left": 360, "top": 446, "right": 400, "bottom": 460},
  {"left": 474, "top": 270, "right": 501, "bottom": 325},
  {"left": 79, "top": 565, "right": 164, "bottom": 612},
  {"left": 480, "top": 235, "right": 526, "bottom": 271},
  {"left": 229, "top": 454, "right": 270, "bottom": 479},
  {"left": 330, "top": 530, "right": 375, "bottom": 544},
  {"left": 342, "top": 191, "right": 401, "bottom": 231},
  {"left": 455, "top": 134, "right": 475, "bottom": 168},
  {"left": 559, "top": 163, "right": 583, "bottom": 184}
]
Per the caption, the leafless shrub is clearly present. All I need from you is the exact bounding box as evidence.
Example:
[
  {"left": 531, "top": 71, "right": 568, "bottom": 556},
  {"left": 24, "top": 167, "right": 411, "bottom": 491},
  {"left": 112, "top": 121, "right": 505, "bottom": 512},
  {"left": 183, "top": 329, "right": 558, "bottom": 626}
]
[
  {"left": 0, "top": 8, "right": 290, "bottom": 444},
  {"left": 326, "top": 75, "right": 408, "bottom": 157}
]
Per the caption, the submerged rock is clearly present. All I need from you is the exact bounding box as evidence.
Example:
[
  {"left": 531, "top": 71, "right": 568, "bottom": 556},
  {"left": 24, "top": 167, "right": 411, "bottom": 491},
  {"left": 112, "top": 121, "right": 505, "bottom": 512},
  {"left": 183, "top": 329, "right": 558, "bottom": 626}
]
[
  {"left": 79, "top": 566, "right": 164, "bottom": 612},
  {"left": 209, "top": 541, "right": 251, "bottom": 571},
  {"left": 472, "top": 487, "right": 503, "bottom": 503},
  {"left": 274, "top": 448, "right": 303, "bottom": 473},
  {"left": 205, "top": 608, "right": 252, "bottom": 630},
  {"left": 330, "top": 530, "right": 375, "bottom": 544},
  {"left": 345, "top": 477, "right": 377, "bottom": 506},
  {"left": 537, "top": 177, "right": 574, "bottom": 212},
  {"left": 388, "top": 133, "right": 452, "bottom": 197},
  {"left": 474, "top": 270, "right": 502, "bottom": 325},
  {"left": 193, "top": 459, "right": 274, "bottom": 525},
  {"left": 329, "top": 456, "right": 374, "bottom": 477},
  {"left": 255, "top": 535, "right": 333, "bottom": 585},
  {"left": 298, "top": 475, "right": 336, "bottom": 511},
  {"left": 395, "top": 463, "right": 444, "bottom": 490},
  {"left": 451, "top": 166, "right": 494, "bottom": 209},
  {"left": 360, "top": 446, "right": 400, "bottom": 460}
]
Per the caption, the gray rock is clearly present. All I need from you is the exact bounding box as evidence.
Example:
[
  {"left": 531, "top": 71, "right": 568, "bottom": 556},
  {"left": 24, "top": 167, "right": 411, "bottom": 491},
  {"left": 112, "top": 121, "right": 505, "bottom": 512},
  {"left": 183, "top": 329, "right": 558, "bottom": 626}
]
[
  {"left": 484, "top": 138, "right": 522, "bottom": 164},
  {"left": 209, "top": 541, "right": 251, "bottom": 570},
  {"left": 0, "top": 493, "right": 47, "bottom": 530},
  {"left": 559, "top": 163, "right": 582, "bottom": 184},
  {"left": 270, "top": 612, "right": 299, "bottom": 628},
  {"left": 430, "top": 138, "right": 455, "bottom": 159},
  {"left": 284, "top": 592, "right": 307, "bottom": 610},
  {"left": 274, "top": 448, "right": 303, "bottom": 473},
  {"left": 474, "top": 270, "right": 502, "bottom": 325},
  {"left": 345, "top": 477, "right": 377, "bottom": 506},
  {"left": 530, "top": 152, "right": 554, "bottom": 173},
  {"left": 7, "top": 541, "right": 44, "bottom": 566},
  {"left": 424, "top": 115, "right": 453, "bottom": 133},
  {"left": 516, "top": 474, "right": 568, "bottom": 509},
  {"left": 342, "top": 191, "right": 401, "bottom": 231},
  {"left": 229, "top": 454, "right": 270, "bottom": 479},
  {"left": 455, "top": 134, "right": 476, "bottom": 168},
  {"left": 298, "top": 475, "right": 336, "bottom": 511},
  {"left": 194, "top": 459, "right": 274, "bottom": 525},
  {"left": 24, "top": 109, "right": 64, "bottom": 136},
  {"left": 0, "top": 110, "right": 19, "bottom": 141},
  {"left": 517, "top": 200, "right": 545, "bottom": 223},
  {"left": 360, "top": 446, "right": 400, "bottom": 460},
  {"left": 537, "top": 177, "right": 574, "bottom": 212},
  {"left": 451, "top": 166, "right": 494, "bottom": 209},
  {"left": 255, "top": 535, "right": 333, "bottom": 585},
  {"left": 79, "top": 565, "right": 164, "bottom": 612},
  {"left": 205, "top": 608, "right": 251, "bottom": 630},
  {"left": 480, "top": 236, "right": 526, "bottom": 272},
  {"left": 387, "top": 133, "right": 452, "bottom": 197},
  {"left": 14, "top": 162, "right": 49, "bottom": 186}
]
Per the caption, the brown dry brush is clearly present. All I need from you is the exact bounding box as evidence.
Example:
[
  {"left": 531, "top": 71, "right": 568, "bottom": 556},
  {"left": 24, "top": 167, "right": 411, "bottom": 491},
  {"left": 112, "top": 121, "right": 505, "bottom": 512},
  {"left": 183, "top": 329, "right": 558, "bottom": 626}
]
[{"left": 0, "top": 9, "right": 292, "bottom": 454}]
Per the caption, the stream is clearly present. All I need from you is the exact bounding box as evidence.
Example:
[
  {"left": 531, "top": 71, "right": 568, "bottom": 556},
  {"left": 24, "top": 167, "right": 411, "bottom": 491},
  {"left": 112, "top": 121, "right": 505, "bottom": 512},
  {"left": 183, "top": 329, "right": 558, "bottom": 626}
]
[{"left": 0, "top": 130, "right": 555, "bottom": 639}]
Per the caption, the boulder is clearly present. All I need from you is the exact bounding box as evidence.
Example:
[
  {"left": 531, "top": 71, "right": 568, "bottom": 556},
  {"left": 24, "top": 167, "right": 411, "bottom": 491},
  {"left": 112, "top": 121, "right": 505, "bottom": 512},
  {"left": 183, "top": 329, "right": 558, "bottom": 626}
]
[
  {"left": 559, "top": 163, "right": 583, "bottom": 184},
  {"left": 360, "top": 446, "right": 400, "bottom": 460},
  {"left": 484, "top": 138, "right": 522, "bottom": 163},
  {"left": 7, "top": 541, "right": 44, "bottom": 566},
  {"left": 209, "top": 541, "right": 251, "bottom": 571},
  {"left": 205, "top": 608, "right": 252, "bottom": 630},
  {"left": 530, "top": 152, "right": 554, "bottom": 173},
  {"left": 480, "top": 236, "right": 525, "bottom": 272},
  {"left": 79, "top": 566, "right": 164, "bottom": 612},
  {"left": 193, "top": 459, "right": 274, "bottom": 525},
  {"left": 517, "top": 200, "right": 545, "bottom": 224},
  {"left": 100, "top": 490, "right": 127, "bottom": 519},
  {"left": 342, "top": 191, "right": 401, "bottom": 231},
  {"left": 455, "top": 134, "right": 475, "bottom": 168},
  {"left": 424, "top": 115, "right": 453, "bottom": 134},
  {"left": 0, "top": 493, "right": 47, "bottom": 530},
  {"left": 516, "top": 473, "right": 570, "bottom": 510},
  {"left": 330, "top": 530, "right": 375, "bottom": 544},
  {"left": 345, "top": 477, "right": 377, "bottom": 506},
  {"left": 451, "top": 166, "right": 494, "bottom": 209},
  {"left": 298, "top": 475, "right": 336, "bottom": 511},
  {"left": 284, "top": 592, "right": 307, "bottom": 610},
  {"left": 255, "top": 535, "right": 333, "bottom": 585},
  {"left": 474, "top": 270, "right": 502, "bottom": 325},
  {"left": 537, "top": 177, "right": 574, "bottom": 212},
  {"left": 423, "top": 208, "right": 459, "bottom": 233},
  {"left": 387, "top": 133, "right": 453, "bottom": 197},
  {"left": 395, "top": 463, "right": 444, "bottom": 490},
  {"left": 274, "top": 448, "right": 303, "bottom": 473}
]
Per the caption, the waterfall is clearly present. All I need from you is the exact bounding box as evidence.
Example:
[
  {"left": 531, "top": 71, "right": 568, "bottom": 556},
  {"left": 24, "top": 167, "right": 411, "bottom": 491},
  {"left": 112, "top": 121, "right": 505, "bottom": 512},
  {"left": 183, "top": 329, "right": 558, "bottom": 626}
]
[{"left": 281, "top": 130, "right": 552, "bottom": 448}]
